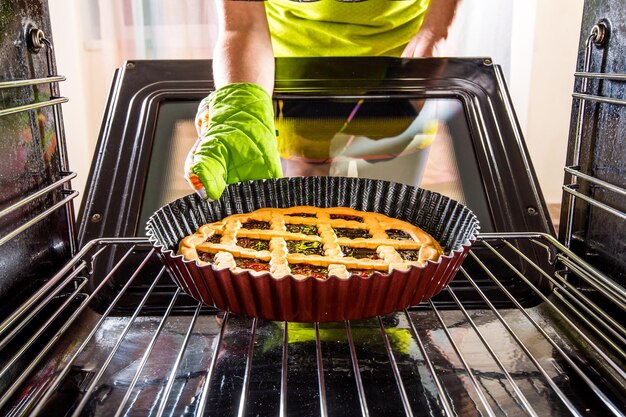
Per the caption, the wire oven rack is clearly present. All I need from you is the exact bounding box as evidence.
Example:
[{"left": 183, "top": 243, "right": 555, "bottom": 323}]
[
  {"left": 563, "top": 22, "right": 626, "bottom": 241},
  {"left": 0, "top": 234, "right": 624, "bottom": 417},
  {"left": 0, "top": 28, "right": 76, "bottom": 254}
]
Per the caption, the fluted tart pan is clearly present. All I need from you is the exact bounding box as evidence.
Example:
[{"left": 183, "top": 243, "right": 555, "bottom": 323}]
[{"left": 146, "top": 177, "right": 479, "bottom": 322}]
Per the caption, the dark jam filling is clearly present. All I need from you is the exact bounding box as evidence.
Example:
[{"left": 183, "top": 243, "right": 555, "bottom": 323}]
[
  {"left": 289, "top": 212, "right": 317, "bottom": 218},
  {"left": 290, "top": 264, "right": 328, "bottom": 279},
  {"left": 386, "top": 229, "right": 413, "bottom": 240},
  {"left": 349, "top": 269, "right": 375, "bottom": 278},
  {"left": 241, "top": 220, "right": 270, "bottom": 230},
  {"left": 237, "top": 238, "right": 270, "bottom": 251},
  {"left": 234, "top": 257, "right": 270, "bottom": 272},
  {"left": 333, "top": 227, "right": 371, "bottom": 239},
  {"left": 198, "top": 251, "right": 215, "bottom": 263},
  {"left": 286, "top": 240, "right": 324, "bottom": 256},
  {"left": 330, "top": 214, "right": 364, "bottom": 222},
  {"left": 205, "top": 234, "right": 222, "bottom": 243},
  {"left": 340, "top": 246, "right": 379, "bottom": 259},
  {"left": 398, "top": 250, "right": 421, "bottom": 262},
  {"left": 286, "top": 224, "right": 318, "bottom": 235}
]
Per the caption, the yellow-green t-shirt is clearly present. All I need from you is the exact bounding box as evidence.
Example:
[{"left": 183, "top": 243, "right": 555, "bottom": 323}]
[{"left": 266, "top": 0, "right": 431, "bottom": 57}]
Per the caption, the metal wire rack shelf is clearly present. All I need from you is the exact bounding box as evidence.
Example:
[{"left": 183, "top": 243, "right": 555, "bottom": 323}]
[
  {"left": 0, "top": 233, "right": 623, "bottom": 417},
  {"left": 0, "top": 27, "right": 76, "bottom": 255}
]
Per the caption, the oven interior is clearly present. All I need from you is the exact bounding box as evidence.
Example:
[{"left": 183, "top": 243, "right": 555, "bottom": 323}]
[{"left": 0, "top": 1, "right": 625, "bottom": 416}]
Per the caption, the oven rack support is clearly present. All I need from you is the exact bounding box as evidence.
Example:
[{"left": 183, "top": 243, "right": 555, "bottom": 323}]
[
  {"left": 0, "top": 27, "right": 77, "bottom": 255},
  {"left": 0, "top": 234, "right": 623, "bottom": 417},
  {"left": 563, "top": 22, "right": 626, "bottom": 245}
]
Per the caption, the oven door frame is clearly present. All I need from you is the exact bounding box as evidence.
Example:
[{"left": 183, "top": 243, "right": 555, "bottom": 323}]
[{"left": 77, "top": 57, "right": 555, "bottom": 309}]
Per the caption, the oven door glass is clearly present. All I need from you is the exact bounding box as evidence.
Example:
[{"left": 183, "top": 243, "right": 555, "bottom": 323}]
[{"left": 138, "top": 97, "right": 493, "bottom": 235}]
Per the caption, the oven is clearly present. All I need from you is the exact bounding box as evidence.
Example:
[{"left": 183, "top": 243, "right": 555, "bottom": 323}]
[{"left": 0, "top": 0, "right": 624, "bottom": 416}]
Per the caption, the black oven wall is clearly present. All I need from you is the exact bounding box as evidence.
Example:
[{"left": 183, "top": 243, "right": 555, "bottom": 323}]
[
  {"left": 0, "top": 0, "right": 72, "bottom": 319},
  {"left": 562, "top": 0, "right": 626, "bottom": 287}
]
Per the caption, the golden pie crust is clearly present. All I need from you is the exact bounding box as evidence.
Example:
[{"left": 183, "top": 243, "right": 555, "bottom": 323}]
[{"left": 178, "top": 206, "right": 443, "bottom": 279}]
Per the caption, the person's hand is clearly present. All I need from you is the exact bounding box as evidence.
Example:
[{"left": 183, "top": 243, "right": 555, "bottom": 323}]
[
  {"left": 401, "top": 28, "right": 441, "bottom": 58},
  {"left": 402, "top": 0, "right": 459, "bottom": 58},
  {"left": 185, "top": 83, "right": 283, "bottom": 201}
]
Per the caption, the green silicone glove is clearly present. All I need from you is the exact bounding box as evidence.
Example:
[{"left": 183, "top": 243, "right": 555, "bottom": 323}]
[{"left": 185, "top": 83, "right": 283, "bottom": 200}]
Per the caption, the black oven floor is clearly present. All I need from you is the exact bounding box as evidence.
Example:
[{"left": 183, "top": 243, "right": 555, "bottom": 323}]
[
  {"left": 38, "top": 306, "right": 619, "bottom": 417},
  {"left": 1, "top": 236, "right": 624, "bottom": 417}
]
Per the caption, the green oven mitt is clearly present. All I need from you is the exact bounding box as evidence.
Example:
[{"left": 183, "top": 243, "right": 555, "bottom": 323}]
[{"left": 185, "top": 83, "right": 283, "bottom": 200}]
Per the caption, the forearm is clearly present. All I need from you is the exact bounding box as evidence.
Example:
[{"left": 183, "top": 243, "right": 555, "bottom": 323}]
[
  {"left": 419, "top": 0, "right": 460, "bottom": 41},
  {"left": 402, "top": 0, "right": 460, "bottom": 57},
  {"left": 213, "top": 2, "right": 274, "bottom": 95}
]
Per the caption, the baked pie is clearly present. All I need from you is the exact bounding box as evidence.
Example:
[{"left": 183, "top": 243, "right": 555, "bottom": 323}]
[{"left": 178, "top": 206, "right": 443, "bottom": 279}]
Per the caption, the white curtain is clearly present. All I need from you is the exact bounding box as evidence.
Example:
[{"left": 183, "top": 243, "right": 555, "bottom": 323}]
[
  {"left": 441, "top": 0, "right": 515, "bottom": 79},
  {"left": 84, "top": 0, "right": 514, "bottom": 69},
  {"left": 85, "top": 0, "right": 218, "bottom": 65}
]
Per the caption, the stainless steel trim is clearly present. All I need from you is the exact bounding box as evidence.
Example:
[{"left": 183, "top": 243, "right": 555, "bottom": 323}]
[
  {"left": 429, "top": 299, "right": 498, "bottom": 417},
  {"left": 280, "top": 322, "right": 289, "bottom": 417},
  {"left": 40, "top": 36, "right": 77, "bottom": 256},
  {"left": 195, "top": 311, "right": 230, "bottom": 417},
  {"left": 469, "top": 249, "right": 624, "bottom": 416},
  {"left": 574, "top": 71, "right": 626, "bottom": 81},
  {"left": 478, "top": 232, "right": 546, "bottom": 239},
  {"left": 377, "top": 316, "right": 414, "bottom": 417},
  {"left": 90, "top": 237, "right": 151, "bottom": 244},
  {"left": 104, "top": 288, "right": 181, "bottom": 417},
  {"left": 0, "top": 171, "right": 76, "bottom": 219},
  {"left": 557, "top": 256, "right": 626, "bottom": 310},
  {"left": 458, "top": 267, "right": 584, "bottom": 417},
  {"left": 110, "top": 282, "right": 180, "bottom": 417},
  {"left": 481, "top": 240, "right": 625, "bottom": 375},
  {"left": 154, "top": 301, "right": 203, "bottom": 417},
  {"left": 552, "top": 271, "right": 626, "bottom": 336},
  {"left": 481, "top": 232, "right": 626, "bottom": 307},
  {"left": 0, "top": 190, "right": 78, "bottom": 247},
  {"left": 572, "top": 91, "right": 626, "bottom": 106},
  {"left": 0, "top": 75, "right": 66, "bottom": 89},
  {"left": 0, "top": 278, "right": 87, "bottom": 383},
  {"left": 501, "top": 243, "right": 626, "bottom": 351},
  {"left": 0, "top": 239, "right": 110, "bottom": 340},
  {"left": 73, "top": 270, "right": 172, "bottom": 417},
  {"left": 0, "top": 264, "right": 87, "bottom": 351},
  {"left": 115, "top": 269, "right": 182, "bottom": 416},
  {"left": 590, "top": 22, "right": 608, "bottom": 47},
  {"left": 0, "top": 96, "right": 68, "bottom": 117},
  {"left": 404, "top": 310, "right": 455, "bottom": 416},
  {"left": 345, "top": 321, "right": 370, "bottom": 417},
  {"left": 445, "top": 287, "right": 540, "bottom": 417},
  {"left": 315, "top": 322, "right": 329, "bottom": 417},
  {"left": 27, "top": 246, "right": 152, "bottom": 417},
  {"left": 236, "top": 317, "right": 258, "bottom": 417},
  {"left": 563, "top": 184, "right": 626, "bottom": 220},
  {"left": 564, "top": 28, "right": 604, "bottom": 247},
  {"left": 565, "top": 166, "right": 626, "bottom": 196}
]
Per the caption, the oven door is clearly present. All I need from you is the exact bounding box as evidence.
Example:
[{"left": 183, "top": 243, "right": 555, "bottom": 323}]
[{"left": 77, "top": 57, "right": 554, "bottom": 310}]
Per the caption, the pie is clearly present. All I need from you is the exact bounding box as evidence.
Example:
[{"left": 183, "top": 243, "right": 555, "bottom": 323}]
[{"left": 178, "top": 206, "right": 443, "bottom": 279}]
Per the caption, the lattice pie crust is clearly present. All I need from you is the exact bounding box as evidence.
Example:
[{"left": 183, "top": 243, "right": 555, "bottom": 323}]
[{"left": 178, "top": 206, "right": 443, "bottom": 279}]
